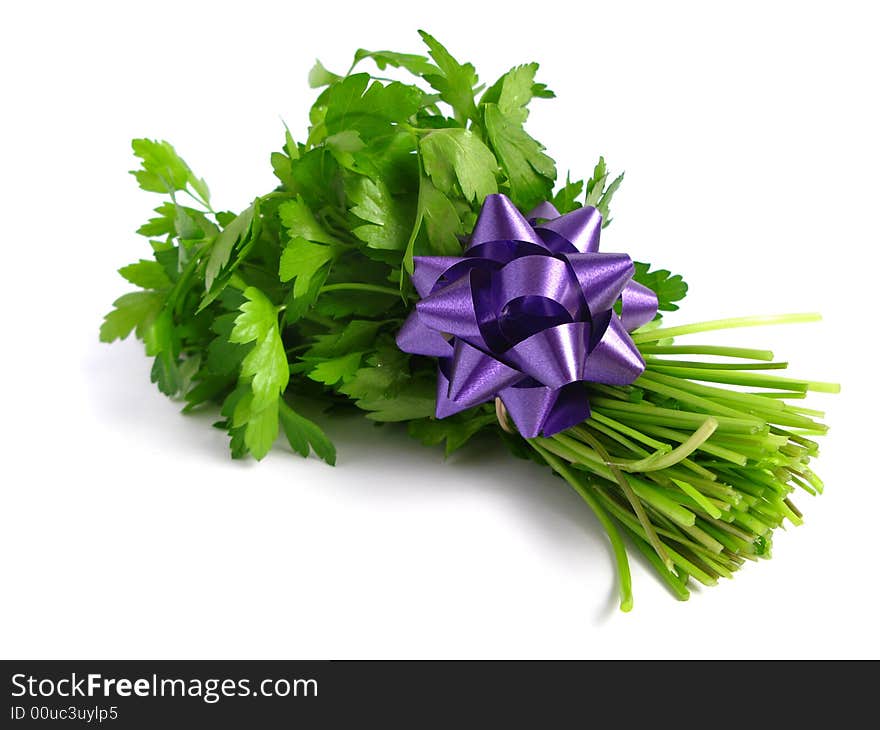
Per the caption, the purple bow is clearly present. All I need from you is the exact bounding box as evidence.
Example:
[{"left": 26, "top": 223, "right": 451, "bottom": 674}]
[{"left": 396, "top": 194, "right": 658, "bottom": 437}]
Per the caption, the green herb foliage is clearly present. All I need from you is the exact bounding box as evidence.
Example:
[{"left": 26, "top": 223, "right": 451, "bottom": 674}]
[{"left": 102, "top": 32, "right": 683, "bottom": 464}]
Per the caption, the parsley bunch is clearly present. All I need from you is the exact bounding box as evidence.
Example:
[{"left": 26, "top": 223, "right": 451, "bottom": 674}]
[{"left": 102, "top": 32, "right": 834, "bottom": 608}]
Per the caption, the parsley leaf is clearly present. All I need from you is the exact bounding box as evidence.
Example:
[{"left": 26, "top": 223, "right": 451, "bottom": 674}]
[
  {"left": 483, "top": 103, "right": 555, "bottom": 211},
  {"left": 420, "top": 176, "right": 465, "bottom": 256},
  {"left": 202, "top": 199, "right": 260, "bottom": 305},
  {"left": 481, "top": 63, "right": 544, "bottom": 117},
  {"left": 403, "top": 174, "right": 464, "bottom": 277},
  {"left": 418, "top": 31, "right": 479, "bottom": 124},
  {"left": 551, "top": 176, "right": 584, "bottom": 215},
  {"left": 306, "top": 352, "right": 363, "bottom": 385},
  {"left": 408, "top": 409, "right": 496, "bottom": 456},
  {"left": 99, "top": 291, "right": 164, "bottom": 343},
  {"left": 145, "top": 309, "right": 182, "bottom": 396},
  {"left": 279, "top": 237, "right": 337, "bottom": 298},
  {"left": 231, "top": 287, "right": 288, "bottom": 411},
  {"left": 325, "top": 130, "right": 366, "bottom": 171},
  {"left": 118, "top": 260, "right": 172, "bottom": 290},
  {"left": 353, "top": 48, "right": 439, "bottom": 77},
  {"left": 206, "top": 314, "right": 245, "bottom": 376},
  {"left": 339, "top": 344, "right": 435, "bottom": 421},
  {"left": 229, "top": 287, "right": 288, "bottom": 458},
  {"left": 343, "top": 374, "right": 436, "bottom": 421},
  {"left": 308, "top": 59, "right": 342, "bottom": 89},
  {"left": 322, "top": 74, "right": 422, "bottom": 140},
  {"left": 478, "top": 63, "right": 556, "bottom": 211},
  {"left": 306, "top": 320, "right": 384, "bottom": 357},
  {"left": 585, "top": 156, "right": 624, "bottom": 226},
  {"left": 420, "top": 128, "right": 498, "bottom": 203},
  {"left": 130, "top": 139, "right": 210, "bottom": 207},
  {"left": 278, "top": 197, "right": 340, "bottom": 245},
  {"left": 232, "top": 392, "right": 279, "bottom": 460},
  {"left": 279, "top": 401, "right": 336, "bottom": 465},
  {"left": 348, "top": 177, "right": 412, "bottom": 251},
  {"left": 632, "top": 263, "right": 689, "bottom": 312}
]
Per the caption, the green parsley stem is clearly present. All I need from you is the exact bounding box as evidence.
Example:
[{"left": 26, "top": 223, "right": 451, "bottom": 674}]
[
  {"left": 183, "top": 188, "right": 215, "bottom": 215},
  {"left": 319, "top": 283, "right": 404, "bottom": 297},
  {"left": 577, "top": 414, "right": 667, "bottom": 451},
  {"left": 635, "top": 373, "right": 755, "bottom": 420},
  {"left": 644, "top": 357, "right": 789, "bottom": 371},
  {"left": 632, "top": 313, "right": 822, "bottom": 343},
  {"left": 531, "top": 442, "right": 634, "bottom": 612},
  {"left": 593, "top": 489, "right": 714, "bottom": 585},
  {"left": 611, "top": 418, "right": 719, "bottom": 473},
  {"left": 646, "top": 365, "right": 840, "bottom": 393},
  {"left": 629, "top": 534, "right": 691, "bottom": 601},
  {"left": 590, "top": 399, "right": 765, "bottom": 434},
  {"left": 616, "top": 422, "right": 749, "bottom": 465},
  {"left": 575, "top": 430, "right": 674, "bottom": 570},
  {"left": 638, "top": 344, "right": 775, "bottom": 360}
]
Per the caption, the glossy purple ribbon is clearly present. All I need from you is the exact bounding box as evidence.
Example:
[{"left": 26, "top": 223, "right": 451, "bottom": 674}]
[{"left": 396, "top": 194, "right": 658, "bottom": 437}]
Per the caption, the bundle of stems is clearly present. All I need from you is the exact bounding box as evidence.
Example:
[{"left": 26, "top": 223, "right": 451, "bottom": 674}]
[{"left": 528, "top": 313, "right": 837, "bottom": 610}]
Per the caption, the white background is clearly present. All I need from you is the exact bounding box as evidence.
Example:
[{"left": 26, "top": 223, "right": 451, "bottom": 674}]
[{"left": 2, "top": 1, "right": 877, "bottom": 658}]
